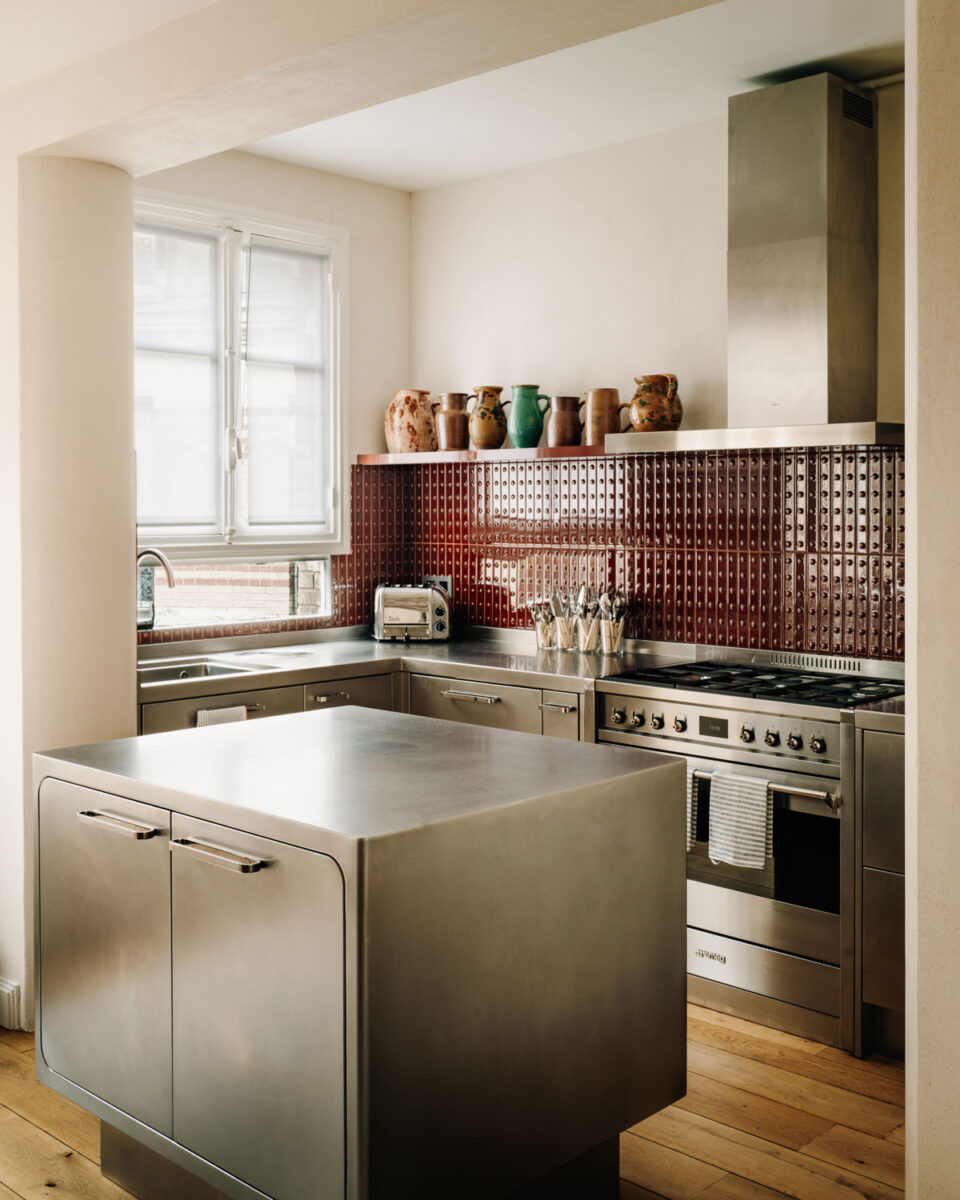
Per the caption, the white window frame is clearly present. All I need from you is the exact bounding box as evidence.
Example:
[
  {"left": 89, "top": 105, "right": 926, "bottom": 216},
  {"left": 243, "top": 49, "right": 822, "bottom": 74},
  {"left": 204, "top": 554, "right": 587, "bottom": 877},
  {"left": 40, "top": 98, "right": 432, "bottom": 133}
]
[{"left": 134, "top": 192, "right": 350, "bottom": 562}]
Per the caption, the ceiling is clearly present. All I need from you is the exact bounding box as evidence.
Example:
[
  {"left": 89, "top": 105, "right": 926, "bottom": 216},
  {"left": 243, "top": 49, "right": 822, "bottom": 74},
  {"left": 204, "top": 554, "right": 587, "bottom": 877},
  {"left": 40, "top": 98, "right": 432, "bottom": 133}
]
[
  {"left": 245, "top": 0, "right": 904, "bottom": 192},
  {"left": 0, "top": 0, "right": 215, "bottom": 94}
]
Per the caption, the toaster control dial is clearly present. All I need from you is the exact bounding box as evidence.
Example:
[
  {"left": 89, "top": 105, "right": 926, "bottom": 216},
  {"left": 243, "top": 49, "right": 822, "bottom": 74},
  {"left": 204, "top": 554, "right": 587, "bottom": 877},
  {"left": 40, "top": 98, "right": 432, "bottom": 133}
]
[
  {"left": 434, "top": 620, "right": 446, "bottom": 633},
  {"left": 650, "top": 713, "right": 665, "bottom": 730},
  {"left": 435, "top": 606, "right": 445, "bottom": 617},
  {"left": 764, "top": 729, "right": 780, "bottom": 748}
]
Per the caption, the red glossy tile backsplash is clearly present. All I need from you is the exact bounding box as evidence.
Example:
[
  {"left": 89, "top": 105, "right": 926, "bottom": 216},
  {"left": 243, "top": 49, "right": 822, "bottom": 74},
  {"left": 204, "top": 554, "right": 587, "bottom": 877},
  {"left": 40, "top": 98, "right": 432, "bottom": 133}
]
[
  {"left": 141, "top": 446, "right": 905, "bottom": 661},
  {"left": 402, "top": 446, "right": 905, "bottom": 661}
]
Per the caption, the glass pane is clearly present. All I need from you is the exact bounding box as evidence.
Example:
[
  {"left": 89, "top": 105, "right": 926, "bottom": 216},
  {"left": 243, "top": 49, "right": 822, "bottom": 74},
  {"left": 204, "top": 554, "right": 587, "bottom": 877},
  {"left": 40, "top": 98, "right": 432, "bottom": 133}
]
[
  {"left": 134, "top": 225, "right": 218, "bottom": 355},
  {"left": 244, "top": 244, "right": 324, "bottom": 366},
  {"left": 150, "top": 560, "right": 330, "bottom": 628},
  {"left": 239, "top": 362, "right": 326, "bottom": 526},
  {"left": 135, "top": 350, "right": 219, "bottom": 525}
]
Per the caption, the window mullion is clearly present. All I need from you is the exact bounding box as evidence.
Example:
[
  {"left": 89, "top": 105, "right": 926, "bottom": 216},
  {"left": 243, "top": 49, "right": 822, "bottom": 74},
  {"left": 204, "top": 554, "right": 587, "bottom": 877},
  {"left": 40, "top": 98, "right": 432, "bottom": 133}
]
[{"left": 222, "top": 228, "right": 246, "bottom": 541}]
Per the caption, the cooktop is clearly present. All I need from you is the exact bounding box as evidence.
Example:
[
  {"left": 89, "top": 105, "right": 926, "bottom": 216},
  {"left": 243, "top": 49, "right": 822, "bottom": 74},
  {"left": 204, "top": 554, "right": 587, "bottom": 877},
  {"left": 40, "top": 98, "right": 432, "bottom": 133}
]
[{"left": 602, "top": 661, "right": 904, "bottom": 709}]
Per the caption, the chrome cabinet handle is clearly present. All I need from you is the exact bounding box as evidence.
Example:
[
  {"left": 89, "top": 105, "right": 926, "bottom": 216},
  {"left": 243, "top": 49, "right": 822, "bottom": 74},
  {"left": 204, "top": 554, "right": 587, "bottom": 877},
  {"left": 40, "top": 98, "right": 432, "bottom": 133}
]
[
  {"left": 310, "top": 691, "right": 349, "bottom": 704},
  {"left": 171, "top": 838, "right": 266, "bottom": 874},
  {"left": 246, "top": 703, "right": 266, "bottom": 713},
  {"left": 77, "top": 810, "right": 161, "bottom": 840},
  {"left": 538, "top": 702, "right": 577, "bottom": 714},
  {"left": 440, "top": 690, "right": 501, "bottom": 704}
]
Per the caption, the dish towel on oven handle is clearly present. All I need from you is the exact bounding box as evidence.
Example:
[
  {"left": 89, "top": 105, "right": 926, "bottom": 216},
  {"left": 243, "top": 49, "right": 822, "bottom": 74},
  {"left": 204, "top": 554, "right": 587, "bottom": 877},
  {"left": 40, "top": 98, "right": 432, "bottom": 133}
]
[
  {"left": 707, "top": 772, "right": 773, "bottom": 869},
  {"left": 686, "top": 763, "right": 699, "bottom": 851}
]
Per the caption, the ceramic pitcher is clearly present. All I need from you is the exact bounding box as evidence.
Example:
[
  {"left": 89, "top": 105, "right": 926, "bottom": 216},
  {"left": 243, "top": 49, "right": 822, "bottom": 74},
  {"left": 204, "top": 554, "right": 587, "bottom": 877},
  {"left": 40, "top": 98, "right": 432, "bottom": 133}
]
[
  {"left": 629, "top": 374, "right": 683, "bottom": 432},
  {"left": 507, "top": 385, "right": 549, "bottom": 449},
  {"left": 583, "top": 388, "right": 629, "bottom": 447},
  {"left": 385, "top": 389, "right": 437, "bottom": 453},
  {"left": 544, "top": 396, "right": 584, "bottom": 448},
  {"left": 433, "top": 393, "right": 470, "bottom": 451},
  {"left": 468, "top": 386, "right": 508, "bottom": 450}
]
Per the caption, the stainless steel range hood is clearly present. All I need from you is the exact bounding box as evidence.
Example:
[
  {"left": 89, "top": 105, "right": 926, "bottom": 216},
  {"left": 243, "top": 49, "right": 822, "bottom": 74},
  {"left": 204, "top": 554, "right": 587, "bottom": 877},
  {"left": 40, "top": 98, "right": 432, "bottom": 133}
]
[{"left": 607, "top": 74, "right": 902, "bottom": 455}]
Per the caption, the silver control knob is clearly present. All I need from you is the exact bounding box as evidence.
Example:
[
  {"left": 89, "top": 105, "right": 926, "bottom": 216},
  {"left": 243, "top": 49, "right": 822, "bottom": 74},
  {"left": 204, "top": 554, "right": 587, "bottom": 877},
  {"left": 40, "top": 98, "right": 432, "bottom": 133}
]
[
  {"left": 673, "top": 715, "right": 687, "bottom": 733},
  {"left": 740, "top": 725, "right": 755, "bottom": 743},
  {"left": 787, "top": 733, "right": 803, "bottom": 751},
  {"left": 611, "top": 709, "right": 626, "bottom": 725},
  {"left": 650, "top": 713, "right": 665, "bottom": 730},
  {"left": 630, "top": 711, "right": 645, "bottom": 728},
  {"left": 764, "top": 729, "right": 780, "bottom": 748},
  {"left": 810, "top": 735, "right": 826, "bottom": 754}
]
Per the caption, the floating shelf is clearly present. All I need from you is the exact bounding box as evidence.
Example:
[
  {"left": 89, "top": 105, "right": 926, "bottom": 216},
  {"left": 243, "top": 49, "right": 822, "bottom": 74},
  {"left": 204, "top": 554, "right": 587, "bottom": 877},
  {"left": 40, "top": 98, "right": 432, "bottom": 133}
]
[
  {"left": 358, "top": 422, "right": 906, "bottom": 465},
  {"left": 357, "top": 445, "right": 606, "bottom": 465}
]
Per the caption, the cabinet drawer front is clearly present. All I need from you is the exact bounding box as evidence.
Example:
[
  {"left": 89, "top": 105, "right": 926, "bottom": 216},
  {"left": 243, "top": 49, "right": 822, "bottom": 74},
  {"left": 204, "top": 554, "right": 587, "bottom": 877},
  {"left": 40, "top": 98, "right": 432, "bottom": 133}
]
[
  {"left": 171, "top": 815, "right": 344, "bottom": 1200},
  {"left": 306, "top": 672, "right": 393, "bottom": 711},
  {"left": 688, "top": 928, "right": 840, "bottom": 1017},
  {"left": 862, "top": 867, "right": 905, "bottom": 1011},
  {"left": 540, "top": 689, "right": 580, "bottom": 740},
  {"left": 862, "top": 731, "right": 905, "bottom": 873},
  {"left": 410, "top": 673, "right": 541, "bottom": 734},
  {"left": 38, "top": 780, "right": 172, "bottom": 1135},
  {"left": 141, "top": 684, "right": 303, "bottom": 733}
]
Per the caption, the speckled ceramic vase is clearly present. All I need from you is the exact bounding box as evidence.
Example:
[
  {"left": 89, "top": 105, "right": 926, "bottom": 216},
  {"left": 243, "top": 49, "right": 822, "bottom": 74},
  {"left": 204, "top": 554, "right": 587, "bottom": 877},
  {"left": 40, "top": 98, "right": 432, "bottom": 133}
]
[
  {"left": 468, "top": 386, "right": 508, "bottom": 450},
  {"left": 629, "top": 374, "right": 683, "bottom": 432},
  {"left": 385, "top": 389, "right": 437, "bottom": 453}
]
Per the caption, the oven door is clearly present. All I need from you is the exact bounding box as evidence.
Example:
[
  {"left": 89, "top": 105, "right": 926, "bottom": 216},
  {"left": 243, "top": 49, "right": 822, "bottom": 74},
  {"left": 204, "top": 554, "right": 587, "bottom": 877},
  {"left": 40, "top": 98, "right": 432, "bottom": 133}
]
[{"left": 680, "top": 750, "right": 842, "bottom": 966}]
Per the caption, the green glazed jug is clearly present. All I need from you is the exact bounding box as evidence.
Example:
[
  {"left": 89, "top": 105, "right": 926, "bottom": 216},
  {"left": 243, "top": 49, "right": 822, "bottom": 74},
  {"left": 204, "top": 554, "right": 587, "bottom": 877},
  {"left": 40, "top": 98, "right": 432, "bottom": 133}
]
[{"left": 507, "top": 385, "right": 549, "bottom": 448}]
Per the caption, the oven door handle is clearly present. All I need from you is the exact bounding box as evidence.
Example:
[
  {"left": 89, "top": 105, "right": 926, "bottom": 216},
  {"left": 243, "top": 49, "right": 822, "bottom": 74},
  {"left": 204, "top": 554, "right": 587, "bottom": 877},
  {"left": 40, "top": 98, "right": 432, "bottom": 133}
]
[{"left": 691, "top": 769, "right": 841, "bottom": 813}]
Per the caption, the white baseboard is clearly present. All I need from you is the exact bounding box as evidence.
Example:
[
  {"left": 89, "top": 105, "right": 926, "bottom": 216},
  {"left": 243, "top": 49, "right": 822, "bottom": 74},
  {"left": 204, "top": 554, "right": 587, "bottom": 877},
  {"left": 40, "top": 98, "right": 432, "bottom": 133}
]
[{"left": 0, "top": 978, "right": 21, "bottom": 1030}]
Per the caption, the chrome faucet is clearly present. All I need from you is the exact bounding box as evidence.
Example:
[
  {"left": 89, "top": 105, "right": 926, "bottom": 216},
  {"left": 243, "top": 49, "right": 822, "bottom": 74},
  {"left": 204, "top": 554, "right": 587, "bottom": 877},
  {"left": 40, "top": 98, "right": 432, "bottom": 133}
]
[{"left": 136, "top": 548, "right": 175, "bottom": 630}]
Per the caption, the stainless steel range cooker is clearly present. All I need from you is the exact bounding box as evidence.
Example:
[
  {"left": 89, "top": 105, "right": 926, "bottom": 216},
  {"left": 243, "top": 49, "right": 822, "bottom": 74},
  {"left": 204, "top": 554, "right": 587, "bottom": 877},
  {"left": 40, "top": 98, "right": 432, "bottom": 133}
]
[{"left": 597, "top": 653, "right": 905, "bottom": 1050}]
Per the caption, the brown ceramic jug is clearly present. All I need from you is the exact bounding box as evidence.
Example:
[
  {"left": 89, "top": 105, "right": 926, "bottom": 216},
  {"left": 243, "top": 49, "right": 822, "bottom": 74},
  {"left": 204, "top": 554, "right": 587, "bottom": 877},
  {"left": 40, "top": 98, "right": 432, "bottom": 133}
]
[
  {"left": 384, "top": 389, "right": 437, "bottom": 453},
  {"left": 583, "top": 388, "right": 629, "bottom": 447},
  {"left": 468, "top": 386, "right": 508, "bottom": 450},
  {"left": 433, "top": 393, "right": 470, "bottom": 451},
  {"left": 629, "top": 374, "right": 683, "bottom": 432},
  {"left": 544, "top": 395, "right": 584, "bottom": 448}
]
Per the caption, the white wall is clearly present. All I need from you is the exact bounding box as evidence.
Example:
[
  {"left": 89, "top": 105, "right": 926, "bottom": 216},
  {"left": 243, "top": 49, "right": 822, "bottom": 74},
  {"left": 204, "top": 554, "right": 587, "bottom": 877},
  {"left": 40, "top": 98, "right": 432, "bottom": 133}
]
[
  {"left": 412, "top": 119, "right": 728, "bottom": 429},
  {"left": 142, "top": 150, "right": 412, "bottom": 465}
]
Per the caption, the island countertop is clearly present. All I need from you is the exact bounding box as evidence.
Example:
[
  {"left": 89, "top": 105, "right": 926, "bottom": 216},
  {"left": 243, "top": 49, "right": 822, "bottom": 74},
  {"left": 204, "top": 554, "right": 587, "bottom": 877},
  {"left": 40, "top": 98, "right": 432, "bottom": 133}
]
[{"left": 36, "top": 705, "right": 681, "bottom": 849}]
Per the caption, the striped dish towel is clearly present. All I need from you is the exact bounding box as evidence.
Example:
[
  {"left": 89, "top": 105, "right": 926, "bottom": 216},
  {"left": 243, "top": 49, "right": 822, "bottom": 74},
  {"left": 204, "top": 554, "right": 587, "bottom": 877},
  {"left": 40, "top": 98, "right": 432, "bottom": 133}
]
[
  {"left": 686, "top": 763, "right": 699, "bottom": 851},
  {"left": 195, "top": 706, "right": 248, "bottom": 727},
  {"left": 708, "top": 772, "right": 773, "bottom": 870}
]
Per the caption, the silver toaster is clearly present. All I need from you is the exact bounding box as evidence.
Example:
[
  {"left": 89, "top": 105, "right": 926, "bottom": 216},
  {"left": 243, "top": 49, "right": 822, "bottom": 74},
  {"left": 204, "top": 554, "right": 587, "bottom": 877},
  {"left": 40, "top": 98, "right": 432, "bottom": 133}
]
[{"left": 373, "top": 584, "right": 450, "bottom": 642}]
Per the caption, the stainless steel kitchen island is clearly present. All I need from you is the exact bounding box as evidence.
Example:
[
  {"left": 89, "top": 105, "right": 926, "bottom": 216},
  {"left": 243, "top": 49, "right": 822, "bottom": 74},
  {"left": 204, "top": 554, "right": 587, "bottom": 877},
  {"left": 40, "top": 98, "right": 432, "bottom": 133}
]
[{"left": 34, "top": 707, "right": 686, "bottom": 1200}]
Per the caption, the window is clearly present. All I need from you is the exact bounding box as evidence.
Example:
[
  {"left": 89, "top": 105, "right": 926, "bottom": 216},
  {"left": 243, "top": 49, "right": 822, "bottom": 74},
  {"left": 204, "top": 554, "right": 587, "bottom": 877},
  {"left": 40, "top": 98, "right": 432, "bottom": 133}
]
[{"left": 133, "top": 196, "right": 348, "bottom": 561}]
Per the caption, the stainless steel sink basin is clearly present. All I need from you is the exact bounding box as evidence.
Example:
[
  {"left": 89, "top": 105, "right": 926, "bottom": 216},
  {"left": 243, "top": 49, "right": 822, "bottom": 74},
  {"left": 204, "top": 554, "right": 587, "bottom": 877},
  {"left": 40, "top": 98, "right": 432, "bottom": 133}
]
[{"left": 138, "top": 657, "right": 276, "bottom": 685}]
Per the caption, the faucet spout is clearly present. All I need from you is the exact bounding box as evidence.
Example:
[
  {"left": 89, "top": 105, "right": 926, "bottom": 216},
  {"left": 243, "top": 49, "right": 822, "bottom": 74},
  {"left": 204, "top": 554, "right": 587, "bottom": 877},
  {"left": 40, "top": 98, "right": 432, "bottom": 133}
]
[{"left": 136, "top": 547, "right": 176, "bottom": 588}]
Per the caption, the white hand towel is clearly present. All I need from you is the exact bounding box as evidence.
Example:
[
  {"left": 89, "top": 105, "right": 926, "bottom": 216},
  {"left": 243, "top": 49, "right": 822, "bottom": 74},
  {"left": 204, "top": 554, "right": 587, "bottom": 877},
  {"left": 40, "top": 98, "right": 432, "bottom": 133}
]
[
  {"left": 686, "top": 763, "right": 699, "bottom": 851},
  {"left": 195, "top": 706, "right": 248, "bottom": 727},
  {"left": 708, "top": 772, "right": 772, "bottom": 870}
]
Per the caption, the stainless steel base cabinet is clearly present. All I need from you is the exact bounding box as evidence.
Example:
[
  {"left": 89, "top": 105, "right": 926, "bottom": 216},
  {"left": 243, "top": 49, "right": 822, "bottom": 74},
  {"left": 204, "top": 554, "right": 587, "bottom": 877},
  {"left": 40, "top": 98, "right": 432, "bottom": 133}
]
[
  {"left": 38, "top": 780, "right": 173, "bottom": 1135},
  {"left": 410, "top": 674, "right": 581, "bottom": 739},
  {"left": 305, "top": 672, "right": 393, "bottom": 712},
  {"left": 171, "top": 815, "right": 345, "bottom": 1200}
]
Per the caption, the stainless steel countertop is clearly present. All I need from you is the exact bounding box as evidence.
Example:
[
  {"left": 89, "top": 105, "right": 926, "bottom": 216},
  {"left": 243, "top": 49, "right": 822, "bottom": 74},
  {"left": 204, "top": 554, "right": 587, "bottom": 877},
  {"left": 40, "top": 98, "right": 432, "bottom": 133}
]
[
  {"left": 137, "top": 637, "right": 687, "bottom": 704},
  {"left": 36, "top": 707, "right": 680, "bottom": 846},
  {"left": 854, "top": 696, "right": 905, "bottom": 734}
]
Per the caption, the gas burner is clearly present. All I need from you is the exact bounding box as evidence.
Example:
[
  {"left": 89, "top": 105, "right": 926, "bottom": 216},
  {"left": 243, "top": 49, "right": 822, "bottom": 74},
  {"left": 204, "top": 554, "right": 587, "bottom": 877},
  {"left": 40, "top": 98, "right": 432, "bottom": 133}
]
[{"left": 603, "top": 660, "right": 904, "bottom": 709}]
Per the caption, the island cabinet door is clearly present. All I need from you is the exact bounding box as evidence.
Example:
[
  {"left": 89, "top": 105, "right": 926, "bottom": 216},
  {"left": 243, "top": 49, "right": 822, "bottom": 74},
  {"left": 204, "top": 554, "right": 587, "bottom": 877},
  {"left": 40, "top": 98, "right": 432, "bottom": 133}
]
[
  {"left": 37, "top": 779, "right": 172, "bottom": 1135},
  {"left": 170, "top": 815, "right": 345, "bottom": 1200}
]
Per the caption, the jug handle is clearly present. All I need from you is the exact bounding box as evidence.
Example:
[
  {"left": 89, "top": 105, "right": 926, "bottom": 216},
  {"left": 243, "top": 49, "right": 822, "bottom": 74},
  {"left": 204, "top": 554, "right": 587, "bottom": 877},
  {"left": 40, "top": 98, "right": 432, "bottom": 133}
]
[{"left": 537, "top": 393, "right": 550, "bottom": 412}]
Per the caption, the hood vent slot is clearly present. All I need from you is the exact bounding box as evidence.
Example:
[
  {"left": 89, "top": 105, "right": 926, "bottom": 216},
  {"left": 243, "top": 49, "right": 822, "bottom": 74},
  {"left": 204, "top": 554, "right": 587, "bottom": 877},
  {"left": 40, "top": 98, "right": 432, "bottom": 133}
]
[{"left": 842, "top": 88, "right": 874, "bottom": 127}]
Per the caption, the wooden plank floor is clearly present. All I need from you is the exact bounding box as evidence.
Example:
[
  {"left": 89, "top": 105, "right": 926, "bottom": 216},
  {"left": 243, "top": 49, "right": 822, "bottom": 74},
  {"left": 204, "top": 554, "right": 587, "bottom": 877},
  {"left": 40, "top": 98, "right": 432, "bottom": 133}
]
[{"left": 0, "top": 1006, "right": 904, "bottom": 1199}]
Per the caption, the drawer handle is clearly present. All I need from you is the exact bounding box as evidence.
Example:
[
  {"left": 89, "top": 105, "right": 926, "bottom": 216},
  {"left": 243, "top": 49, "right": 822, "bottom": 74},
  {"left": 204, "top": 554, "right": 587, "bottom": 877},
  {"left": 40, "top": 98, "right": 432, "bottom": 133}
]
[
  {"left": 171, "top": 838, "right": 266, "bottom": 874},
  {"left": 246, "top": 703, "right": 266, "bottom": 714},
  {"left": 538, "top": 702, "right": 577, "bottom": 714},
  {"left": 77, "top": 810, "right": 161, "bottom": 840},
  {"left": 440, "top": 690, "right": 501, "bottom": 704},
  {"left": 310, "top": 691, "right": 350, "bottom": 704}
]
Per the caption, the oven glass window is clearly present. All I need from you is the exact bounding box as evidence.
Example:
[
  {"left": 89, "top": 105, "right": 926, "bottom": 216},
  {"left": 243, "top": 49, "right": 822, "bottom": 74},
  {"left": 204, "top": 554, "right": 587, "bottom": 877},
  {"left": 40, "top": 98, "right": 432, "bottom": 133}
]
[{"left": 687, "top": 778, "right": 840, "bottom": 915}]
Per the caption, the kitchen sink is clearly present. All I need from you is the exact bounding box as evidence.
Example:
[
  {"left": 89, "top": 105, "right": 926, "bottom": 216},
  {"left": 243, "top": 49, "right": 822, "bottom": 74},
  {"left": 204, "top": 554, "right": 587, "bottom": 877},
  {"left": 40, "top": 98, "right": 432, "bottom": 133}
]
[{"left": 138, "top": 657, "right": 276, "bottom": 685}]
